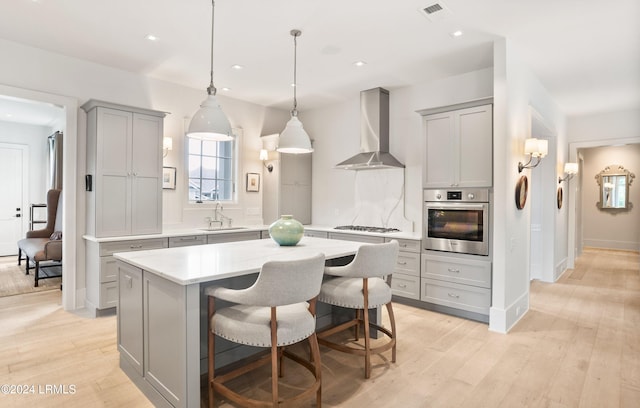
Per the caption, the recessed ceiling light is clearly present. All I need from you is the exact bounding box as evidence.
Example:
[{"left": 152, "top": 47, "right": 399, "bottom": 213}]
[
  {"left": 221, "top": 87, "right": 231, "bottom": 91},
  {"left": 231, "top": 64, "right": 244, "bottom": 70},
  {"left": 354, "top": 61, "right": 367, "bottom": 67},
  {"left": 145, "top": 34, "right": 158, "bottom": 41},
  {"left": 5, "top": 113, "right": 13, "bottom": 118},
  {"left": 450, "top": 30, "right": 463, "bottom": 38}
]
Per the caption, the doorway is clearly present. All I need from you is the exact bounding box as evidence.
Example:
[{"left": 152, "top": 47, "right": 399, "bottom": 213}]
[{"left": 0, "top": 84, "right": 78, "bottom": 310}]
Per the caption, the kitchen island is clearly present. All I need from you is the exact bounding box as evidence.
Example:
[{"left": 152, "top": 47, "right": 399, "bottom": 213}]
[{"left": 114, "top": 236, "right": 365, "bottom": 408}]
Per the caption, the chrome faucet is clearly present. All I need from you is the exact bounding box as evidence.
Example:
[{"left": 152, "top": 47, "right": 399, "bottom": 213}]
[{"left": 206, "top": 202, "right": 232, "bottom": 229}]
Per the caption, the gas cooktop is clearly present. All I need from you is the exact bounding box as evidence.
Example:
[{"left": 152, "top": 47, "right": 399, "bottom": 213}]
[{"left": 334, "top": 225, "right": 401, "bottom": 233}]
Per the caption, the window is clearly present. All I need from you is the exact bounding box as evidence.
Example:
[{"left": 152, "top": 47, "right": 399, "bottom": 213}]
[{"left": 188, "top": 138, "right": 235, "bottom": 202}]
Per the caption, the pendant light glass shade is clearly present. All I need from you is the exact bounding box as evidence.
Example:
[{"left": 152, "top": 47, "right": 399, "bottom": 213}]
[
  {"left": 186, "top": 0, "right": 233, "bottom": 142},
  {"left": 187, "top": 94, "right": 232, "bottom": 141},
  {"left": 277, "top": 29, "right": 313, "bottom": 154}
]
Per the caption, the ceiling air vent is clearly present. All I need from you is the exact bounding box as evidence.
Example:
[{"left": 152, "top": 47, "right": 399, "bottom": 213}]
[
  {"left": 419, "top": 2, "right": 452, "bottom": 21},
  {"left": 424, "top": 4, "right": 443, "bottom": 14}
]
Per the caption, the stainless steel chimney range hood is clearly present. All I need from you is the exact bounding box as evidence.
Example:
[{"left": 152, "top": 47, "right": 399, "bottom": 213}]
[{"left": 335, "top": 87, "right": 405, "bottom": 170}]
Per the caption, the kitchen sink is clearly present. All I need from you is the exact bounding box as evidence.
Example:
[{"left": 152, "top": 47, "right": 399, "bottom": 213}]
[{"left": 199, "top": 227, "right": 248, "bottom": 232}]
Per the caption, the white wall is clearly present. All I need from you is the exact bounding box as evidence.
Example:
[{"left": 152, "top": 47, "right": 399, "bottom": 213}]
[
  {"left": 302, "top": 68, "right": 494, "bottom": 231},
  {"left": 0, "top": 121, "right": 51, "bottom": 207},
  {"left": 490, "top": 39, "right": 567, "bottom": 333},
  {"left": 0, "top": 39, "right": 289, "bottom": 307},
  {"left": 580, "top": 144, "right": 640, "bottom": 251}
]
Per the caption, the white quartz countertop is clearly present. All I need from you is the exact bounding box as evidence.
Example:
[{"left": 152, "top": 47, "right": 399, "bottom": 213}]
[
  {"left": 83, "top": 225, "right": 268, "bottom": 243},
  {"left": 83, "top": 224, "right": 421, "bottom": 242},
  {"left": 304, "top": 225, "right": 421, "bottom": 240},
  {"left": 113, "top": 236, "right": 365, "bottom": 285}
]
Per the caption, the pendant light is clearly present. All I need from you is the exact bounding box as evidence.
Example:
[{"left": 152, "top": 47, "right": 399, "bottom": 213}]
[
  {"left": 187, "top": 0, "right": 233, "bottom": 141},
  {"left": 277, "top": 29, "right": 313, "bottom": 154}
]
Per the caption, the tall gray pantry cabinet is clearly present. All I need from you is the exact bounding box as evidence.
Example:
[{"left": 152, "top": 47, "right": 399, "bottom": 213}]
[
  {"left": 82, "top": 100, "right": 166, "bottom": 316},
  {"left": 82, "top": 100, "right": 165, "bottom": 237}
]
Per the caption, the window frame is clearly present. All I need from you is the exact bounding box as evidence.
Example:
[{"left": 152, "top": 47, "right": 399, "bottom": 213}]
[{"left": 184, "top": 129, "right": 241, "bottom": 206}]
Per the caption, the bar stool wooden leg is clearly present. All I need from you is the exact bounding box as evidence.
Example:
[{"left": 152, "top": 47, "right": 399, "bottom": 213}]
[
  {"left": 309, "top": 332, "right": 322, "bottom": 408},
  {"left": 362, "top": 278, "right": 371, "bottom": 379},
  {"left": 386, "top": 301, "right": 397, "bottom": 363},
  {"left": 270, "top": 307, "right": 278, "bottom": 406},
  {"left": 208, "top": 297, "right": 215, "bottom": 408}
]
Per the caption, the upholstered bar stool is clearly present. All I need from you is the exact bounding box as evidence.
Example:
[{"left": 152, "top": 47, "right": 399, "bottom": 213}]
[
  {"left": 317, "top": 240, "right": 399, "bottom": 379},
  {"left": 206, "top": 253, "right": 326, "bottom": 408}
]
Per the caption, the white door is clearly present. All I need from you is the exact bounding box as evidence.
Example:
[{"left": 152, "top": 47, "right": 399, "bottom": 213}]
[{"left": 0, "top": 144, "right": 28, "bottom": 256}]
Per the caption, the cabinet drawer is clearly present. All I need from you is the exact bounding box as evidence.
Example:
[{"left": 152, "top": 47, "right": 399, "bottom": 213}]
[
  {"left": 391, "top": 273, "right": 420, "bottom": 300},
  {"left": 207, "top": 231, "right": 261, "bottom": 244},
  {"left": 168, "top": 235, "right": 206, "bottom": 247},
  {"left": 304, "top": 230, "right": 328, "bottom": 239},
  {"left": 327, "top": 232, "right": 384, "bottom": 244},
  {"left": 386, "top": 238, "right": 421, "bottom": 253},
  {"left": 99, "top": 238, "right": 168, "bottom": 256},
  {"left": 100, "top": 281, "right": 119, "bottom": 309},
  {"left": 100, "top": 256, "right": 118, "bottom": 283},
  {"left": 421, "top": 278, "right": 490, "bottom": 315},
  {"left": 394, "top": 251, "right": 420, "bottom": 277},
  {"left": 422, "top": 255, "right": 491, "bottom": 288}
]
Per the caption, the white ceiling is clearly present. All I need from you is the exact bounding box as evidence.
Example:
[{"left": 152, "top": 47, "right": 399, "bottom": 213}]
[{"left": 1, "top": 0, "right": 639, "bottom": 125}]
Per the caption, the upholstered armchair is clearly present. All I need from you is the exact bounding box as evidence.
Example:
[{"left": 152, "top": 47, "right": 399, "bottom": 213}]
[{"left": 17, "top": 189, "right": 63, "bottom": 287}]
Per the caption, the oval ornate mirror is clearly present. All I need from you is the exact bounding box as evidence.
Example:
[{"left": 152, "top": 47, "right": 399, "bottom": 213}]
[{"left": 595, "top": 164, "right": 635, "bottom": 209}]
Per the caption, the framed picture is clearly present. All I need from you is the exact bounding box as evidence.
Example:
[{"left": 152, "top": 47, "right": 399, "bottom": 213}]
[
  {"left": 162, "top": 166, "right": 176, "bottom": 189},
  {"left": 246, "top": 173, "right": 260, "bottom": 192}
]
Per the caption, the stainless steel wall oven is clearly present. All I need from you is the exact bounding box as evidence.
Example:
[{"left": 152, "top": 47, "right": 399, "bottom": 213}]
[{"left": 423, "top": 188, "right": 490, "bottom": 256}]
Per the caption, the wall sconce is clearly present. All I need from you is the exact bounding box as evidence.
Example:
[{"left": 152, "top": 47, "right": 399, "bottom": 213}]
[
  {"left": 558, "top": 162, "right": 578, "bottom": 184},
  {"left": 260, "top": 149, "right": 273, "bottom": 172},
  {"left": 518, "top": 138, "right": 548, "bottom": 172},
  {"left": 163, "top": 136, "right": 173, "bottom": 158}
]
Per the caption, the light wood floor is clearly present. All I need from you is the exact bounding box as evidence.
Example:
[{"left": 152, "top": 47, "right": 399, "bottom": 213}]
[{"left": 0, "top": 247, "right": 637, "bottom": 407}]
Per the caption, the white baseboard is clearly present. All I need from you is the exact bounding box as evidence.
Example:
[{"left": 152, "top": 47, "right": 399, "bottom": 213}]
[{"left": 489, "top": 291, "right": 529, "bottom": 334}]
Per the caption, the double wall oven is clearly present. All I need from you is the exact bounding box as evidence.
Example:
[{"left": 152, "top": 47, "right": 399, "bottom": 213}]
[{"left": 423, "top": 188, "right": 490, "bottom": 256}]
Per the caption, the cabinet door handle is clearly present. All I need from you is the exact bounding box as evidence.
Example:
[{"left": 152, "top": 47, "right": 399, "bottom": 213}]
[
  {"left": 124, "top": 274, "right": 133, "bottom": 289},
  {"left": 447, "top": 268, "right": 460, "bottom": 273},
  {"left": 397, "top": 261, "right": 407, "bottom": 265},
  {"left": 129, "top": 245, "right": 143, "bottom": 249},
  {"left": 398, "top": 284, "right": 407, "bottom": 288},
  {"left": 447, "top": 293, "right": 460, "bottom": 299},
  {"left": 180, "top": 237, "right": 198, "bottom": 241}
]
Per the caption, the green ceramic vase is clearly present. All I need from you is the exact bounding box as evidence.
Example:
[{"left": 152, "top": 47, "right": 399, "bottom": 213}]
[{"left": 269, "top": 215, "right": 304, "bottom": 246}]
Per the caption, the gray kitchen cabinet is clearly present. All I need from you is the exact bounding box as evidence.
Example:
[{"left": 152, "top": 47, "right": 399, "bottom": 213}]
[
  {"left": 169, "top": 235, "right": 206, "bottom": 247},
  {"left": 304, "top": 230, "right": 328, "bottom": 239},
  {"left": 421, "top": 278, "right": 491, "bottom": 315},
  {"left": 421, "top": 103, "right": 493, "bottom": 188},
  {"left": 386, "top": 238, "right": 421, "bottom": 300},
  {"left": 207, "top": 230, "right": 261, "bottom": 244},
  {"left": 327, "top": 232, "right": 384, "bottom": 244},
  {"left": 117, "top": 261, "right": 143, "bottom": 376},
  {"left": 280, "top": 153, "right": 311, "bottom": 224},
  {"left": 263, "top": 149, "right": 312, "bottom": 225},
  {"left": 85, "top": 237, "right": 168, "bottom": 316},
  {"left": 143, "top": 270, "right": 197, "bottom": 407},
  {"left": 421, "top": 253, "right": 491, "bottom": 316},
  {"left": 83, "top": 100, "right": 165, "bottom": 238}
]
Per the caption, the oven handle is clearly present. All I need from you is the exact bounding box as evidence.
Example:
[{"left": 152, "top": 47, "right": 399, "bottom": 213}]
[{"left": 425, "top": 202, "right": 487, "bottom": 210}]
